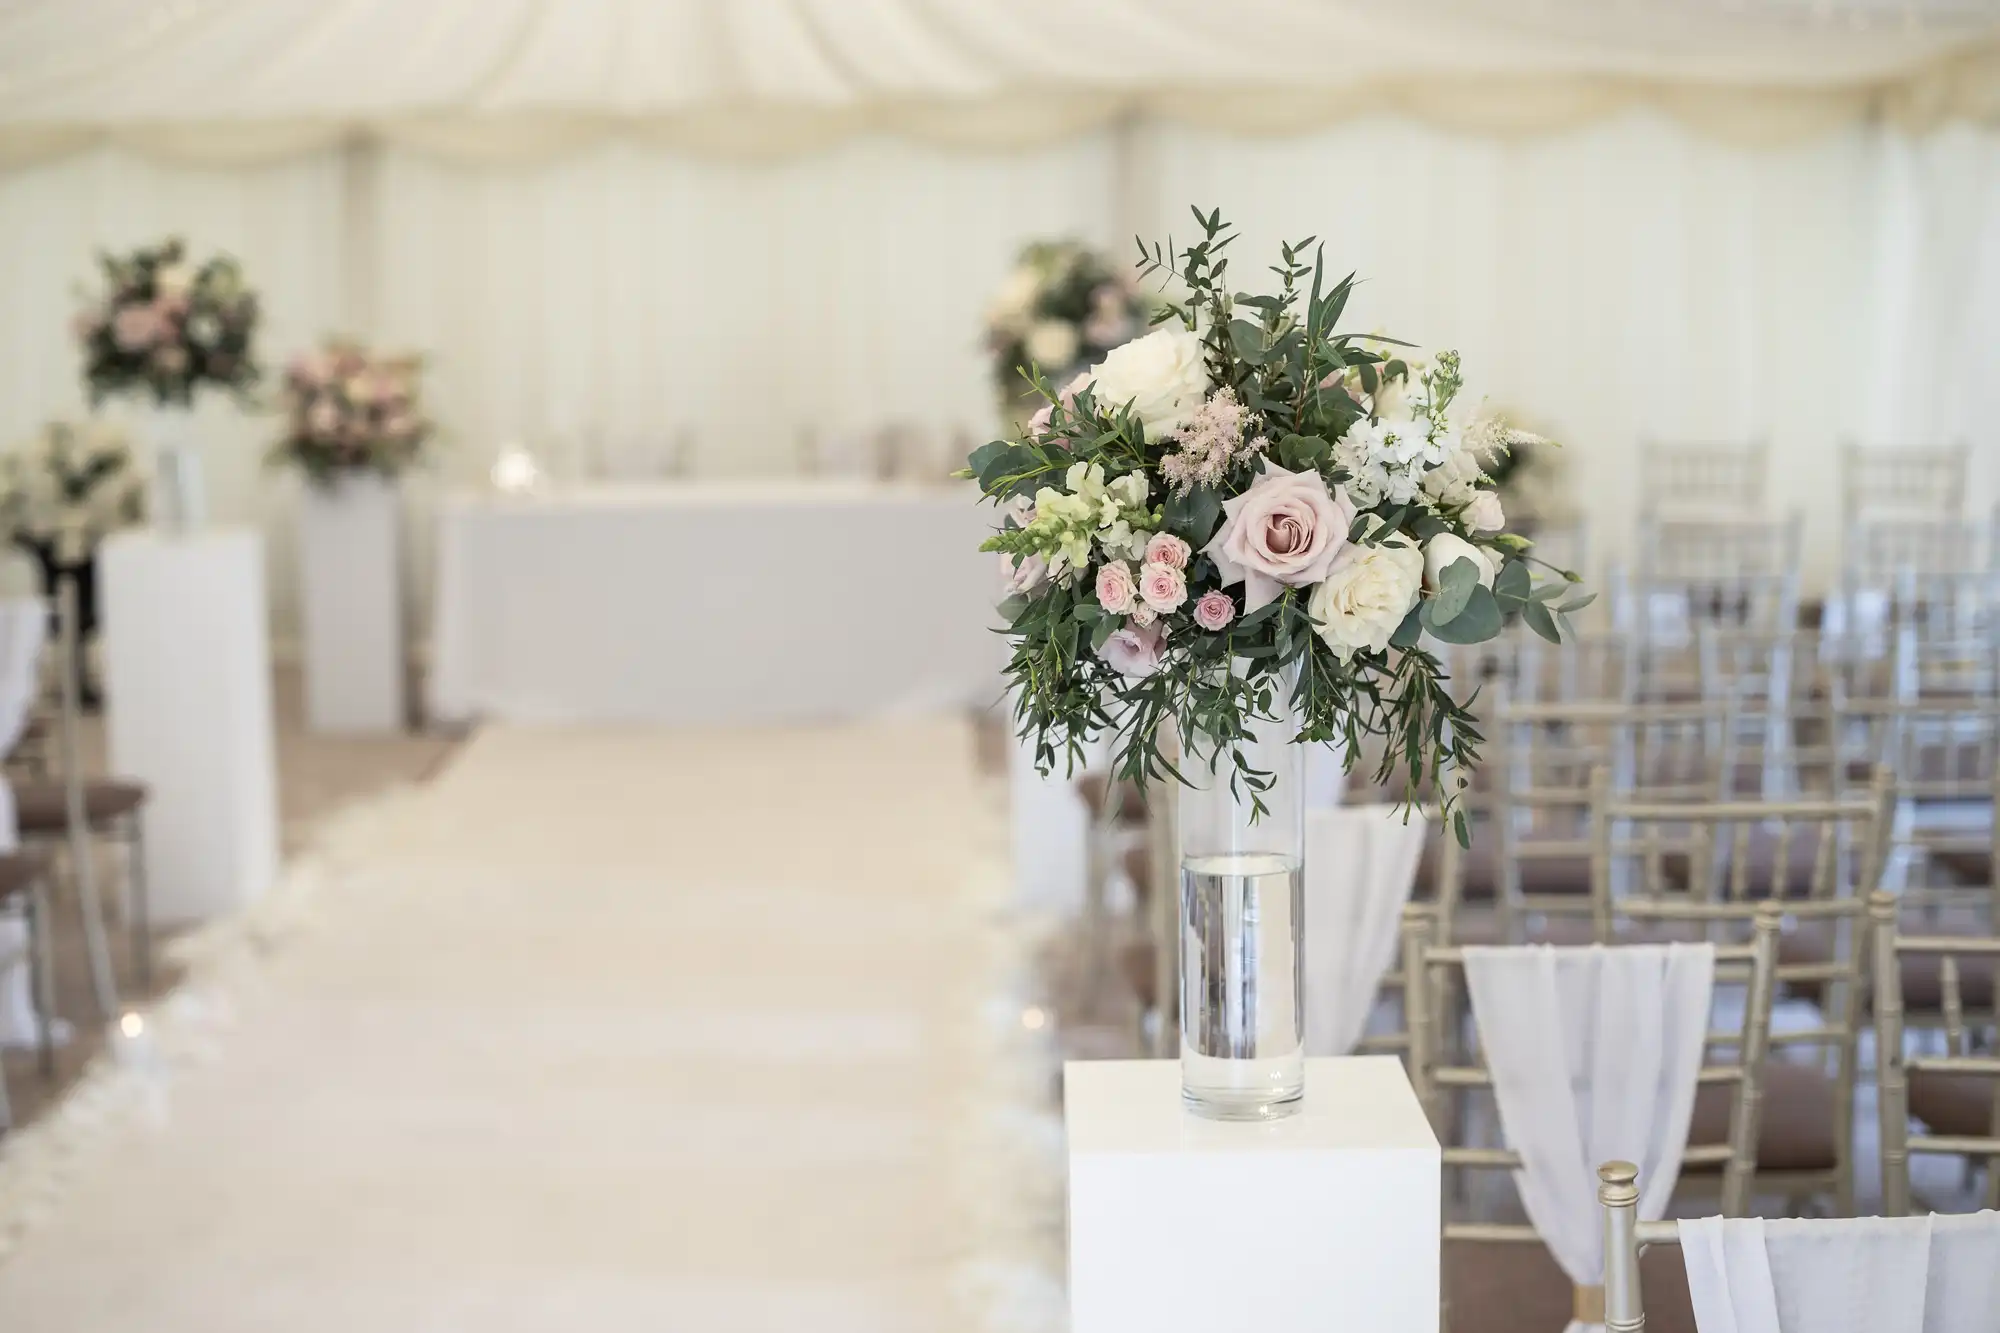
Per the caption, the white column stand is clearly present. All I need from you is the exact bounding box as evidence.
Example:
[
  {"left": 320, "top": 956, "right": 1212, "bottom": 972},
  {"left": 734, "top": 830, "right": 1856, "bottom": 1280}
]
[
  {"left": 1067, "top": 1057, "right": 1440, "bottom": 1333},
  {"left": 297, "top": 472, "right": 406, "bottom": 733},
  {"left": 101, "top": 529, "right": 280, "bottom": 925}
]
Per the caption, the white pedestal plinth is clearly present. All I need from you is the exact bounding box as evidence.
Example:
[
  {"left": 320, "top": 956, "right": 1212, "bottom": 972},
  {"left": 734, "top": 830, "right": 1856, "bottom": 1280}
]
[
  {"left": 298, "top": 474, "right": 405, "bottom": 733},
  {"left": 1067, "top": 1057, "right": 1440, "bottom": 1333},
  {"left": 102, "top": 529, "right": 281, "bottom": 925}
]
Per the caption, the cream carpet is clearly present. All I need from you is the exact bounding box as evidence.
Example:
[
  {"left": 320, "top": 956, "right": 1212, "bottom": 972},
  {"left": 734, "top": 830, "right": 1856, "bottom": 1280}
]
[{"left": 0, "top": 721, "right": 1061, "bottom": 1332}]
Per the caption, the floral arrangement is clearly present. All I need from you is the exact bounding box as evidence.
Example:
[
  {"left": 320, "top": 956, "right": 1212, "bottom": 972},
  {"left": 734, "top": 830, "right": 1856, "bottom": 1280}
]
[
  {"left": 0, "top": 420, "right": 147, "bottom": 564},
  {"left": 971, "top": 211, "right": 1590, "bottom": 834},
  {"left": 74, "top": 237, "right": 259, "bottom": 407},
  {"left": 272, "top": 339, "right": 433, "bottom": 484},
  {"left": 984, "top": 240, "right": 1153, "bottom": 394}
]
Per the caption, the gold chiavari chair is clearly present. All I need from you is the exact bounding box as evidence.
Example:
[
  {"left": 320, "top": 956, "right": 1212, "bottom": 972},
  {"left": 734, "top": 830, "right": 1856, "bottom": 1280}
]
[
  {"left": 1871, "top": 890, "right": 2000, "bottom": 1215},
  {"left": 1591, "top": 770, "right": 1889, "bottom": 1214},
  {"left": 1461, "top": 698, "right": 1733, "bottom": 947},
  {"left": 1402, "top": 904, "right": 1780, "bottom": 1333},
  {"left": 1840, "top": 442, "right": 1975, "bottom": 522}
]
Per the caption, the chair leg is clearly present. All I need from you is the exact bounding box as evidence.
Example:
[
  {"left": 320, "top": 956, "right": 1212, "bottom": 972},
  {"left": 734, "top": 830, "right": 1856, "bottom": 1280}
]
[
  {"left": 126, "top": 818, "right": 151, "bottom": 991},
  {"left": 28, "top": 875, "right": 55, "bottom": 1080},
  {"left": 64, "top": 835, "right": 120, "bottom": 1023}
]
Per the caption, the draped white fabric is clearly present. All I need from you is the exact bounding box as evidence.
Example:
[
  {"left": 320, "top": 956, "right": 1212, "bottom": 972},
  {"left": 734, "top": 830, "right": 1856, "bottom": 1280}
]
[
  {"left": 1302, "top": 804, "right": 1428, "bottom": 1057},
  {"left": 0, "top": 1, "right": 1991, "bottom": 165},
  {"left": 0, "top": 118, "right": 1994, "bottom": 643},
  {"left": 0, "top": 599, "right": 46, "bottom": 1048},
  {"left": 1464, "top": 944, "right": 1715, "bottom": 1333},
  {"left": 1678, "top": 1211, "right": 2000, "bottom": 1333}
]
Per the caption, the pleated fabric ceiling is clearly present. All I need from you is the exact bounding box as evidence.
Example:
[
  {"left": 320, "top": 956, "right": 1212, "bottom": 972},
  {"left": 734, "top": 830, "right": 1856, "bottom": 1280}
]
[{"left": 0, "top": 0, "right": 1995, "bottom": 163}]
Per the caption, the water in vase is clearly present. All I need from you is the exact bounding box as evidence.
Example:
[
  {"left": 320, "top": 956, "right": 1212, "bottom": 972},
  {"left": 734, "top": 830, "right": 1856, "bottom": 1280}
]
[{"left": 1179, "top": 850, "right": 1305, "bottom": 1120}]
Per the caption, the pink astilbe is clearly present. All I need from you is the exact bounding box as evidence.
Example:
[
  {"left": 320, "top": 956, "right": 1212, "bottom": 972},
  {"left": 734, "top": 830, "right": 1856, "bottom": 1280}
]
[{"left": 1159, "top": 387, "right": 1268, "bottom": 495}]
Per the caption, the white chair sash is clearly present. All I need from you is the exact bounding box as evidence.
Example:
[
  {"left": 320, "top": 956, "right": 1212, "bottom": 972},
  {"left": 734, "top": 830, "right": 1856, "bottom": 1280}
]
[
  {"left": 1302, "top": 805, "right": 1426, "bottom": 1056},
  {"left": 1464, "top": 943, "right": 1716, "bottom": 1333},
  {"left": 0, "top": 598, "right": 47, "bottom": 1047},
  {"left": 1679, "top": 1211, "right": 2000, "bottom": 1333}
]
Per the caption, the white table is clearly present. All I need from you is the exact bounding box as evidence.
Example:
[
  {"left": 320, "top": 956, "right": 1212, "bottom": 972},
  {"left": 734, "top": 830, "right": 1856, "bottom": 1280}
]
[
  {"left": 1067, "top": 1057, "right": 1441, "bottom": 1333},
  {"left": 101, "top": 529, "right": 281, "bottom": 924},
  {"left": 428, "top": 481, "right": 1005, "bottom": 726}
]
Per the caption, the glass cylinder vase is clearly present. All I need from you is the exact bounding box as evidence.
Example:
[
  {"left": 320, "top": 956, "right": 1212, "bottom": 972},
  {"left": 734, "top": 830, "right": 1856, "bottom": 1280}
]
[
  {"left": 142, "top": 407, "right": 205, "bottom": 536},
  {"left": 1178, "top": 683, "right": 1306, "bottom": 1121}
]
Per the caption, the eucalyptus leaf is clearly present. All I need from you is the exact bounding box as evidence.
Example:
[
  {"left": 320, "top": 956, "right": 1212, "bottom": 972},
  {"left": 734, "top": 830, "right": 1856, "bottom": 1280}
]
[
  {"left": 1421, "top": 586, "right": 1503, "bottom": 644},
  {"left": 1431, "top": 557, "right": 1481, "bottom": 625},
  {"left": 1164, "top": 485, "right": 1223, "bottom": 544},
  {"left": 1493, "top": 558, "right": 1532, "bottom": 604},
  {"left": 1521, "top": 600, "right": 1562, "bottom": 644},
  {"left": 1389, "top": 606, "right": 1424, "bottom": 650},
  {"left": 1090, "top": 617, "right": 1119, "bottom": 651},
  {"left": 1557, "top": 592, "right": 1598, "bottom": 614}
]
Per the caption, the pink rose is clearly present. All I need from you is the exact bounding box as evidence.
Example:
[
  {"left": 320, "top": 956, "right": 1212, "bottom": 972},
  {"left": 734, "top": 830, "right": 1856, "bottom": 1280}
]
[
  {"left": 1203, "top": 461, "right": 1357, "bottom": 611},
  {"left": 999, "top": 551, "right": 1049, "bottom": 596},
  {"left": 111, "top": 304, "right": 160, "bottom": 351},
  {"left": 1139, "top": 561, "right": 1187, "bottom": 613},
  {"left": 1193, "top": 590, "right": 1236, "bottom": 631},
  {"left": 1099, "top": 620, "right": 1166, "bottom": 679},
  {"left": 1144, "top": 532, "right": 1191, "bottom": 570},
  {"left": 1095, "top": 560, "right": 1138, "bottom": 614}
]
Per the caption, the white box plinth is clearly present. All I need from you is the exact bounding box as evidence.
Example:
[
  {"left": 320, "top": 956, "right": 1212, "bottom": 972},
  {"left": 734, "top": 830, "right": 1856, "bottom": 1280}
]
[
  {"left": 102, "top": 529, "right": 281, "bottom": 925},
  {"left": 1067, "top": 1057, "right": 1440, "bottom": 1333},
  {"left": 298, "top": 474, "right": 406, "bottom": 733}
]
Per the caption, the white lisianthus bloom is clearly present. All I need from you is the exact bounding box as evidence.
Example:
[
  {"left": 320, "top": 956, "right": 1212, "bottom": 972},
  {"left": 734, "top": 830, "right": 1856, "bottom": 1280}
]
[
  {"left": 1462, "top": 491, "right": 1505, "bottom": 532},
  {"left": 1423, "top": 532, "right": 1497, "bottom": 590},
  {"left": 185, "top": 312, "right": 221, "bottom": 348},
  {"left": 1421, "top": 448, "right": 1485, "bottom": 508},
  {"left": 1309, "top": 541, "right": 1425, "bottom": 659},
  {"left": 1025, "top": 319, "right": 1081, "bottom": 370},
  {"left": 1088, "top": 326, "right": 1210, "bottom": 440}
]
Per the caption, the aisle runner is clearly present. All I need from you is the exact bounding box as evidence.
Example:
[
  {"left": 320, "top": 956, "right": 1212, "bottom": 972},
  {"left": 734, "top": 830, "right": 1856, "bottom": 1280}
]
[{"left": 0, "top": 722, "right": 1063, "bottom": 1332}]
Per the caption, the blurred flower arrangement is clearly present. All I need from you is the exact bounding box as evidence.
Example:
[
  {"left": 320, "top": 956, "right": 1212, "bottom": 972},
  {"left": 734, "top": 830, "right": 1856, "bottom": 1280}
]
[
  {"left": 0, "top": 419, "right": 147, "bottom": 564},
  {"left": 73, "top": 237, "right": 260, "bottom": 406},
  {"left": 272, "top": 339, "right": 433, "bottom": 485},
  {"left": 984, "top": 240, "right": 1152, "bottom": 396},
  {"left": 970, "top": 210, "right": 1589, "bottom": 831}
]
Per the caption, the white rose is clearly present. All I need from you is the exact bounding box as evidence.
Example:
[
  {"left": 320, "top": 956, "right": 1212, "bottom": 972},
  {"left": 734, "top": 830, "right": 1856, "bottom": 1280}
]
[
  {"left": 1025, "top": 319, "right": 1081, "bottom": 370},
  {"left": 1421, "top": 448, "right": 1484, "bottom": 507},
  {"left": 154, "top": 262, "right": 194, "bottom": 298},
  {"left": 1462, "top": 491, "right": 1505, "bottom": 533},
  {"left": 1088, "top": 326, "right": 1210, "bottom": 440},
  {"left": 987, "top": 266, "right": 1040, "bottom": 332},
  {"left": 1309, "top": 541, "right": 1424, "bottom": 659},
  {"left": 1423, "top": 532, "right": 1497, "bottom": 590}
]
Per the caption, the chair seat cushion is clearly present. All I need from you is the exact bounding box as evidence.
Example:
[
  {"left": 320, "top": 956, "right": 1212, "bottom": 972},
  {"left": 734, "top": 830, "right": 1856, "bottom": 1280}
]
[
  {"left": 1444, "top": 1238, "right": 1695, "bottom": 1333},
  {"left": 1908, "top": 1070, "right": 1996, "bottom": 1139},
  {"left": 0, "top": 848, "right": 53, "bottom": 901},
  {"left": 1931, "top": 849, "right": 1992, "bottom": 887},
  {"left": 13, "top": 779, "right": 147, "bottom": 831},
  {"left": 1686, "top": 1060, "right": 1839, "bottom": 1174},
  {"left": 1788, "top": 921, "right": 1997, "bottom": 1011}
]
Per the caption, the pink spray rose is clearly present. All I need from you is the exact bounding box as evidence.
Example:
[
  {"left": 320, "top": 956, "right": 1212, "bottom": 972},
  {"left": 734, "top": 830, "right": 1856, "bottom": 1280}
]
[
  {"left": 111, "top": 304, "right": 161, "bottom": 352},
  {"left": 1099, "top": 620, "right": 1167, "bottom": 679},
  {"left": 999, "top": 550, "right": 1049, "bottom": 596},
  {"left": 1203, "top": 461, "right": 1358, "bottom": 611},
  {"left": 1144, "top": 532, "right": 1191, "bottom": 570},
  {"left": 1094, "top": 560, "right": 1138, "bottom": 614},
  {"left": 1138, "top": 561, "right": 1187, "bottom": 613},
  {"left": 1193, "top": 590, "right": 1236, "bottom": 631}
]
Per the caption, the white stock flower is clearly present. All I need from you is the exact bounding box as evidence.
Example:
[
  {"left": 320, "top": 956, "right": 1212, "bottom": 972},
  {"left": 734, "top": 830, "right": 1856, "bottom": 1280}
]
[
  {"left": 1423, "top": 532, "right": 1497, "bottom": 590},
  {"left": 1309, "top": 541, "right": 1425, "bottom": 659},
  {"left": 1088, "top": 326, "right": 1210, "bottom": 439},
  {"left": 1025, "top": 319, "right": 1081, "bottom": 370}
]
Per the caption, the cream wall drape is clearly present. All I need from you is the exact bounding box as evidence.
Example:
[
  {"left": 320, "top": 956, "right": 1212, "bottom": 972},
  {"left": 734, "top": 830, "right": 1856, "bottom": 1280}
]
[{"left": 0, "top": 115, "right": 1993, "bottom": 645}]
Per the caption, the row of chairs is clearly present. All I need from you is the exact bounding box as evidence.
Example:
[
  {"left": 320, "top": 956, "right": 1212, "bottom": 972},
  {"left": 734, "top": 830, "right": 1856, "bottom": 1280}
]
[{"left": 0, "top": 578, "right": 152, "bottom": 1132}]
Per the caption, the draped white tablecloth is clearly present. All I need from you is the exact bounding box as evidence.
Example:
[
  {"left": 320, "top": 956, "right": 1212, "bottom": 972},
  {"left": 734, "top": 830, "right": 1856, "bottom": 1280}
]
[{"left": 427, "top": 481, "right": 1005, "bottom": 726}]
